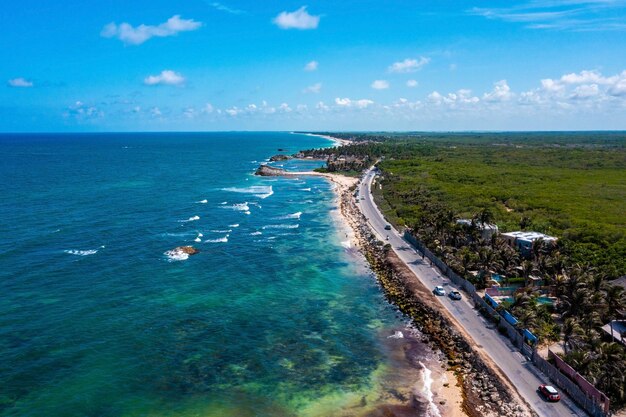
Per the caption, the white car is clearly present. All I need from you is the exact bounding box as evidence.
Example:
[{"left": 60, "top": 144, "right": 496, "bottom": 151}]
[{"left": 433, "top": 286, "right": 445, "bottom": 296}]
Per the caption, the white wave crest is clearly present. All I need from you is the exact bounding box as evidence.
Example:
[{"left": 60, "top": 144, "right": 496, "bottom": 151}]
[
  {"left": 222, "top": 185, "right": 274, "bottom": 199},
  {"left": 229, "top": 224, "right": 240, "bottom": 228},
  {"left": 164, "top": 248, "right": 189, "bottom": 261},
  {"left": 250, "top": 231, "right": 262, "bottom": 236},
  {"left": 301, "top": 188, "right": 311, "bottom": 192},
  {"left": 419, "top": 361, "right": 442, "bottom": 417},
  {"left": 341, "top": 240, "right": 352, "bottom": 249},
  {"left": 205, "top": 235, "right": 229, "bottom": 243},
  {"left": 221, "top": 202, "right": 250, "bottom": 212},
  {"left": 387, "top": 331, "right": 404, "bottom": 339},
  {"left": 197, "top": 199, "right": 208, "bottom": 204},
  {"left": 210, "top": 229, "right": 232, "bottom": 233},
  {"left": 64, "top": 249, "right": 98, "bottom": 256},
  {"left": 262, "top": 224, "right": 299, "bottom": 230},
  {"left": 220, "top": 201, "right": 228, "bottom": 205},
  {"left": 278, "top": 211, "right": 302, "bottom": 220},
  {"left": 180, "top": 215, "right": 200, "bottom": 222}
]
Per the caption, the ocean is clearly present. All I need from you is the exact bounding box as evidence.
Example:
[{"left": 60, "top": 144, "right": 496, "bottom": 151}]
[{"left": 0, "top": 132, "right": 443, "bottom": 417}]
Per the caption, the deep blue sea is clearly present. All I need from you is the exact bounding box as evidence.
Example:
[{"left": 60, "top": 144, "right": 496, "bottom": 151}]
[{"left": 0, "top": 132, "right": 440, "bottom": 417}]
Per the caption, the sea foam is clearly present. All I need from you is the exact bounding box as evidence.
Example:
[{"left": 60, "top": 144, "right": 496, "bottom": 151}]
[
  {"left": 278, "top": 212, "right": 302, "bottom": 220},
  {"left": 262, "top": 224, "right": 299, "bottom": 230},
  {"left": 206, "top": 235, "right": 229, "bottom": 243},
  {"left": 64, "top": 249, "right": 98, "bottom": 256},
  {"left": 222, "top": 185, "right": 274, "bottom": 199},
  {"left": 180, "top": 215, "right": 200, "bottom": 222},
  {"left": 222, "top": 202, "right": 249, "bottom": 212},
  {"left": 164, "top": 248, "right": 189, "bottom": 261}
]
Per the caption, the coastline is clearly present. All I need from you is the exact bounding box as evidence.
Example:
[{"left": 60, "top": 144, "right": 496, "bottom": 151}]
[
  {"left": 282, "top": 167, "right": 467, "bottom": 417},
  {"left": 296, "top": 132, "right": 353, "bottom": 147}
]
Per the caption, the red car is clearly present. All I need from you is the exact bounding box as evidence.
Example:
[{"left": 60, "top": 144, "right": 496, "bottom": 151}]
[{"left": 538, "top": 384, "right": 561, "bottom": 402}]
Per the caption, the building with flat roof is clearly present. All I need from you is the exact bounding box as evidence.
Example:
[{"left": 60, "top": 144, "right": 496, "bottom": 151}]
[{"left": 501, "top": 231, "right": 557, "bottom": 256}]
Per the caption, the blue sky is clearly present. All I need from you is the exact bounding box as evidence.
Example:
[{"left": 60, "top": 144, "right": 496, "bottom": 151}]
[{"left": 2, "top": 0, "right": 626, "bottom": 131}]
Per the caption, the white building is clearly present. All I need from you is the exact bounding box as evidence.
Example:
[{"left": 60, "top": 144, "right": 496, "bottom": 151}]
[{"left": 501, "top": 231, "right": 557, "bottom": 256}]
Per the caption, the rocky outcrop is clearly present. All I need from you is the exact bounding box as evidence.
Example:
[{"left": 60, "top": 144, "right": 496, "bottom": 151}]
[
  {"left": 176, "top": 246, "right": 200, "bottom": 255},
  {"left": 269, "top": 154, "right": 291, "bottom": 162},
  {"left": 255, "top": 164, "right": 291, "bottom": 176}
]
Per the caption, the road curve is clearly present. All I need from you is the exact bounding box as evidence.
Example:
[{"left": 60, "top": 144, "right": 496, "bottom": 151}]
[{"left": 356, "top": 167, "right": 587, "bottom": 417}]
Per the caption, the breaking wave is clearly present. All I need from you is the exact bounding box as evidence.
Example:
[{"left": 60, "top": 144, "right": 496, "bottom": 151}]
[
  {"left": 278, "top": 212, "right": 302, "bottom": 220},
  {"left": 222, "top": 185, "right": 274, "bottom": 199},
  {"left": 64, "top": 248, "right": 99, "bottom": 256},
  {"left": 262, "top": 224, "right": 299, "bottom": 230},
  {"left": 164, "top": 248, "right": 189, "bottom": 261},
  {"left": 206, "top": 235, "right": 229, "bottom": 243},
  {"left": 180, "top": 215, "right": 200, "bottom": 222}
]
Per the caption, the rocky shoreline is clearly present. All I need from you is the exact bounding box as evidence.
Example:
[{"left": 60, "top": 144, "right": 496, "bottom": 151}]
[{"left": 334, "top": 174, "right": 535, "bottom": 417}]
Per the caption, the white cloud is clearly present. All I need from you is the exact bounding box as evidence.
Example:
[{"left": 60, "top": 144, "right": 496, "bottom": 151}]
[
  {"left": 406, "top": 79, "right": 418, "bottom": 88},
  {"left": 371, "top": 80, "right": 390, "bottom": 90},
  {"left": 203, "top": 103, "right": 214, "bottom": 113},
  {"left": 304, "top": 60, "right": 318, "bottom": 71},
  {"left": 279, "top": 103, "right": 292, "bottom": 113},
  {"left": 8, "top": 77, "right": 34, "bottom": 88},
  {"left": 428, "top": 89, "right": 480, "bottom": 106},
  {"left": 64, "top": 101, "right": 104, "bottom": 121},
  {"left": 273, "top": 6, "right": 320, "bottom": 30},
  {"left": 151, "top": 107, "right": 162, "bottom": 117},
  {"left": 101, "top": 15, "right": 201, "bottom": 45},
  {"left": 388, "top": 57, "right": 430, "bottom": 73},
  {"left": 469, "top": 2, "right": 626, "bottom": 32},
  {"left": 316, "top": 101, "right": 329, "bottom": 111},
  {"left": 303, "top": 82, "right": 322, "bottom": 93},
  {"left": 334, "top": 97, "right": 374, "bottom": 108},
  {"left": 144, "top": 70, "right": 185, "bottom": 86},
  {"left": 225, "top": 107, "right": 242, "bottom": 116},
  {"left": 210, "top": 2, "right": 245, "bottom": 14},
  {"left": 483, "top": 80, "right": 513, "bottom": 102}
]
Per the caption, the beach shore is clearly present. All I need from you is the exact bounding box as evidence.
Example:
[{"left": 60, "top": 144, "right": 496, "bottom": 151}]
[
  {"left": 298, "top": 132, "right": 353, "bottom": 147},
  {"left": 283, "top": 167, "right": 467, "bottom": 417}
]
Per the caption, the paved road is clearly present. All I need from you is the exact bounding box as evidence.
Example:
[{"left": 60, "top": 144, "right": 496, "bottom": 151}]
[{"left": 356, "top": 168, "right": 587, "bottom": 417}]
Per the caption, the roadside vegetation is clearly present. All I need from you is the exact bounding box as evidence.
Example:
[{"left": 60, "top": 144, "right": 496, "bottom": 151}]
[{"left": 300, "top": 131, "right": 626, "bottom": 408}]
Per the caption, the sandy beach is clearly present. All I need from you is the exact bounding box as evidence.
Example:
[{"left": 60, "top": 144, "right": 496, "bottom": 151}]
[{"left": 298, "top": 132, "right": 354, "bottom": 147}]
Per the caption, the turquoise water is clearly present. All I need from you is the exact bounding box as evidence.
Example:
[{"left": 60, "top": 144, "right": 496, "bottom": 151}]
[{"left": 0, "top": 133, "right": 430, "bottom": 416}]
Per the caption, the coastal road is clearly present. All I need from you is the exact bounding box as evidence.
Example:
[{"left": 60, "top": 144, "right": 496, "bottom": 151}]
[{"left": 356, "top": 168, "right": 587, "bottom": 417}]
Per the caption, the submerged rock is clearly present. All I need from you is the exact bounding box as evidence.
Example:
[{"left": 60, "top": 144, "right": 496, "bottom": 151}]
[{"left": 255, "top": 164, "right": 289, "bottom": 176}]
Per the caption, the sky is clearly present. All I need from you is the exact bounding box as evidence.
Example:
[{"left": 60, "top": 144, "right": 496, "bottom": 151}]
[{"left": 2, "top": 0, "right": 626, "bottom": 132}]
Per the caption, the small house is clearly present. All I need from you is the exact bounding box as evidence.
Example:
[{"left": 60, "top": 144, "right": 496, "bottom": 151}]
[{"left": 501, "top": 231, "right": 557, "bottom": 257}]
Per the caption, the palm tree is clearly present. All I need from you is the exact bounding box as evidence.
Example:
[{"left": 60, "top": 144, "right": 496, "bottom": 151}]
[{"left": 562, "top": 317, "right": 584, "bottom": 353}]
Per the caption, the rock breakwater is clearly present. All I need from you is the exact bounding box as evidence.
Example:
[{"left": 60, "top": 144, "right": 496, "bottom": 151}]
[{"left": 336, "top": 178, "right": 534, "bottom": 417}]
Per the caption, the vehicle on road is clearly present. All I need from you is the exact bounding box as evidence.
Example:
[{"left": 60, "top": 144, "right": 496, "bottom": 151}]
[
  {"left": 384, "top": 224, "right": 391, "bottom": 230},
  {"left": 448, "top": 290, "right": 462, "bottom": 300},
  {"left": 433, "top": 286, "right": 445, "bottom": 296},
  {"left": 538, "top": 385, "right": 561, "bottom": 402}
]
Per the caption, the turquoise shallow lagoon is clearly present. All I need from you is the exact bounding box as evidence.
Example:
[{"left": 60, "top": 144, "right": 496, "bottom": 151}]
[{"left": 0, "top": 132, "right": 435, "bottom": 416}]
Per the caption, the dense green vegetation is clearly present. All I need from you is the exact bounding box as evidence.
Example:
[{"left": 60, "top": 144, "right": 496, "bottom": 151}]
[{"left": 302, "top": 131, "right": 626, "bottom": 408}]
